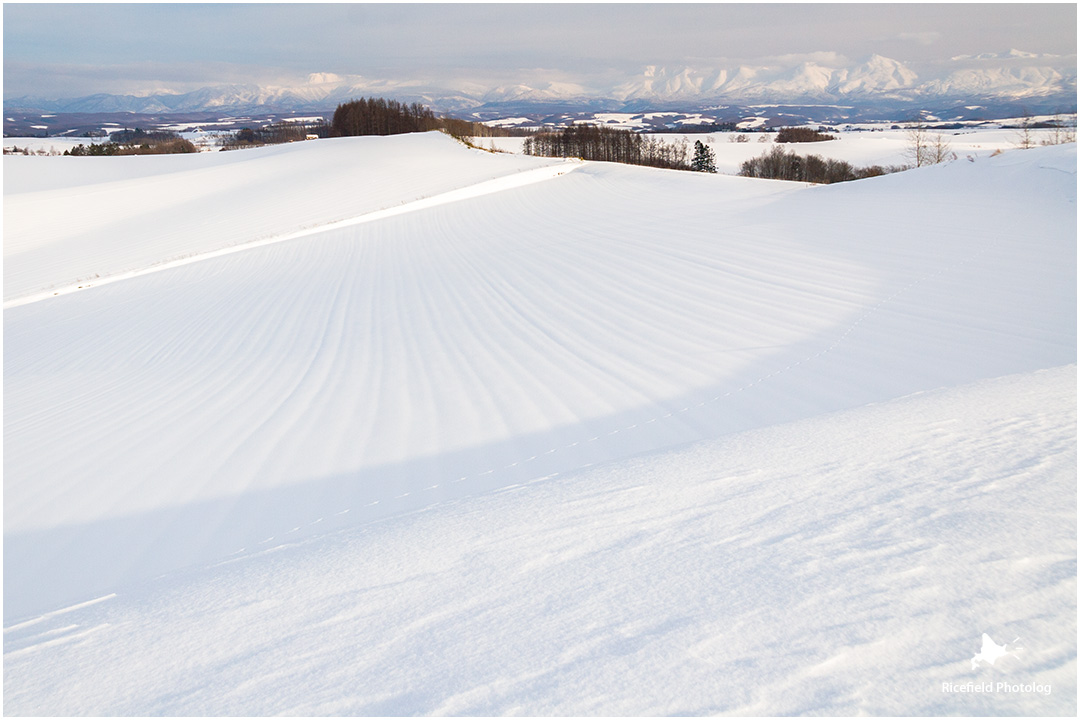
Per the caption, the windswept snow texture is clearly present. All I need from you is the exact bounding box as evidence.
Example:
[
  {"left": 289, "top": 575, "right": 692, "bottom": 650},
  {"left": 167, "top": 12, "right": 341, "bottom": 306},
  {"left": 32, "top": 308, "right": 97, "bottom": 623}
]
[
  {"left": 4, "top": 368, "right": 1075, "bottom": 716},
  {"left": 4, "top": 133, "right": 1077, "bottom": 715}
]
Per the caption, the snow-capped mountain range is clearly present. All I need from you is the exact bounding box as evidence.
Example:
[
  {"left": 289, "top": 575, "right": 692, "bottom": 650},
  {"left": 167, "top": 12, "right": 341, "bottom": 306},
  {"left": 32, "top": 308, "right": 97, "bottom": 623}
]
[
  {"left": 6, "top": 52, "right": 1075, "bottom": 117},
  {"left": 609, "top": 55, "right": 923, "bottom": 102}
]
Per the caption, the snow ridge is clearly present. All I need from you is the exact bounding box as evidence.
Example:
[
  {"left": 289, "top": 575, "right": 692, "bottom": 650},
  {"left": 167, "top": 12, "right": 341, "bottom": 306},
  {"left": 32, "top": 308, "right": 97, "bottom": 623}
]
[{"left": 3, "top": 159, "right": 581, "bottom": 309}]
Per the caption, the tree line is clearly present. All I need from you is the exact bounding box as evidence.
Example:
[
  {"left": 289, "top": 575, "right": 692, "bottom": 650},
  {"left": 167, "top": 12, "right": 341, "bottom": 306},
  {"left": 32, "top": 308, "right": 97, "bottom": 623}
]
[
  {"left": 739, "top": 145, "right": 898, "bottom": 184},
  {"left": 107, "top": 128, "right": 186, "bottom": 144},
  {"left": 331, "top": 98, "right": 439, "bottom": 136},
  {"left": 774, "top": 127, "right": 837, "bottom": 143},
  {"left": 523, "top": 124, "right": 691, "bottom": 170},
  {"left": 64, "top": 131, "right": 197, "bottom": 156},
  {"left": 330, "top": 97, "right": 525, "bottom": 140},
  {"left": 221, "top": 121, "right": 330, "bottom": 150}
]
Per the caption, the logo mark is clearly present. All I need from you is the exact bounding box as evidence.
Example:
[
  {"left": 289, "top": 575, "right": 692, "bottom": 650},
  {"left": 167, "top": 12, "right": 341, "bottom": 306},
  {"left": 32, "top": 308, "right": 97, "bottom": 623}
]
[{"left": 971, "top": 633, "right": 1021, "bottom": 670}]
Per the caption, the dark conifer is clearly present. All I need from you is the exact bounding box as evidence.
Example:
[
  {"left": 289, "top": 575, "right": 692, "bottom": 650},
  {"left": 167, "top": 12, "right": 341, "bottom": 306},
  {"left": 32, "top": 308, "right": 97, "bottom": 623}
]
[{"left": 690, "top": 140, "right": 717, "bottom": 173}]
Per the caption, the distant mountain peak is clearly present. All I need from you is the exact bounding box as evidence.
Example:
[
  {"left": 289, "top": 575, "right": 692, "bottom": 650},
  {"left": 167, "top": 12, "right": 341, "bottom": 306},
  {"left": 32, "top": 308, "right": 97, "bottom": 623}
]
[
  {"left": 4, "top": 53, "right": 1075, "bottom": 118},
  {"left": 951, "top": 49, "right": 1044, "bottom": 61}
]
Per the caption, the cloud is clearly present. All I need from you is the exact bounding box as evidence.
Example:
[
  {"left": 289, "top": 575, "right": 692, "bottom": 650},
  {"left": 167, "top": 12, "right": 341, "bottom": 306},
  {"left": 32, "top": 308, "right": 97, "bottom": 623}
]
[
  {"left": 759, "top": 52, "right": 852, "bottom": 68},
  {"left": 3, "top": 60, "right": 302, "bottom": 98},
  {"left": 897, "top": 31, "right": 942, "bottom": 46},
  {"left": 3, "top": 4, "right": 1075, "bottom": 100},
  {"left": 306, "top": 73, "right": 344, "bottom": 86}
]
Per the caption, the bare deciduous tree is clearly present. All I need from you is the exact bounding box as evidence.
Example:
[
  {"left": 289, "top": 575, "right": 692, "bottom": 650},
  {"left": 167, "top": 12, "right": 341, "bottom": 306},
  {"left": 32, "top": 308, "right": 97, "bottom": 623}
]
[
  {"left": 905, "top": 118, "right": 953, "bottom": 167},
  {"left": 1041, "top": 112, "right": 1077, "bottom": 146},
  {"left": 928, "top": 132, "right": 956, "bottom": 165},
  {"left": 1014, "top": 109, "right": 1037, "bottom": 150},
  {"left": 904, "top": 119, "right": 930, "bottom": 167},
  {"left": 524, "top": 125, "right": 691, "bottom": 170}
]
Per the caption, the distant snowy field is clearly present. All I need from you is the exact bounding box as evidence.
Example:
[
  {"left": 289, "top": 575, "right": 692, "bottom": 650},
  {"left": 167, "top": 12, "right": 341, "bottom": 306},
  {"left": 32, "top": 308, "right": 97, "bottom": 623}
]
[
  {"left": 3, "top": 130, "right": 222, "bottom": 154},
  {"left": 475, "top": 126, "right": 1069, "bottom": 174},
  {"left": 3, "top": 136, "right": 108, "bottom": 153},
  {"left": 7, "top": 122, "right": 1066, "bottom": 173},
  {"left": 4, "top": 133, "right": 1076, "bottom": 715}
]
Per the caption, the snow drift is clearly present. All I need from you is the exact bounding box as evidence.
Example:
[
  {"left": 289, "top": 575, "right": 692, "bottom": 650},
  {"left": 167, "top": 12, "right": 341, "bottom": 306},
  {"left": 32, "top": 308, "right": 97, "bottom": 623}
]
[{"left": 4, "top": 133, "right": 1076, "bottom": 715}]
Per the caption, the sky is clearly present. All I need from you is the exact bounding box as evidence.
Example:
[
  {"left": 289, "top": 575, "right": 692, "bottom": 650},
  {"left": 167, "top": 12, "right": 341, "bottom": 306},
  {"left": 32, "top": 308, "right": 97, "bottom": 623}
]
[{"left": 3, "top": 3, "right": 1077, "bottom": 98}]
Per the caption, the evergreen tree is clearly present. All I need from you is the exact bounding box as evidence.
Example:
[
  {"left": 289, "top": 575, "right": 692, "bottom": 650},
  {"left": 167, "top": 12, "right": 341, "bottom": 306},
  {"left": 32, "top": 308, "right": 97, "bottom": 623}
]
[{"left": 690, "top": 140, "right": 717, "bottom": 173}]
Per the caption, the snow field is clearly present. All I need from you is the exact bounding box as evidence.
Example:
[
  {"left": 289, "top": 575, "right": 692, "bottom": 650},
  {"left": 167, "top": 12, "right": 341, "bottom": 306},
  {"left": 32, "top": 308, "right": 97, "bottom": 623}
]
[
  {"left": 3, "top": 137, "right": 113, "bottom": 154},
  {"left": 3, "top": 132, "right": 1076, "bottom": 714},
  {"left": 3, "top": 366, "right": 1075, "bottom": 715}
]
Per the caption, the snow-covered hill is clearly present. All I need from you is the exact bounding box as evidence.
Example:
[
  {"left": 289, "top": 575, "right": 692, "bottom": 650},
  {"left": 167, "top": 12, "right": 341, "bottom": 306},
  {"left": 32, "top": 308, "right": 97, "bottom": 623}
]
[
  {"left": 2, "top": 133, "right": 569, "bottom": 304},
  {"left": 3, "top": 134, "right": 1076, "bottom": 715}
]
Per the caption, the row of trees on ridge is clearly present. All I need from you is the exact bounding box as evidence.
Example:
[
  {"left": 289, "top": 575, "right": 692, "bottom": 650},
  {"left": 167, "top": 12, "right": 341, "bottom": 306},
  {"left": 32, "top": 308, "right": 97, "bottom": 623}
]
[
  {"left": 330, "top": 97, "right": 524, "bottom": 140},
  {"left": 739, "top": 146, "right": 897, "bottom": 183},
  {"left": 523, "top": 124, "right": 691, "bottom": 170},
  {"left": 222, "top": 121, "right": 329, "bottom": 150},
  {"left": 64, "top": 130, "right": 197, "bottom": 156},
  {"left": 774, "top": 127, "right": 837, "bottom": 143}
]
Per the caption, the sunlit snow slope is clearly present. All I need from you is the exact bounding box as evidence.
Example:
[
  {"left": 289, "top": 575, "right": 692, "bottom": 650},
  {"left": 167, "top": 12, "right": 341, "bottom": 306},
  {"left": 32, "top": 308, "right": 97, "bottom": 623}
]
[
  {"left": 3, "top": 133, "right": 571, "bottom": 304},
  {"left": 4, "top": 133, "right": 1076, "bottom": 715}
]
